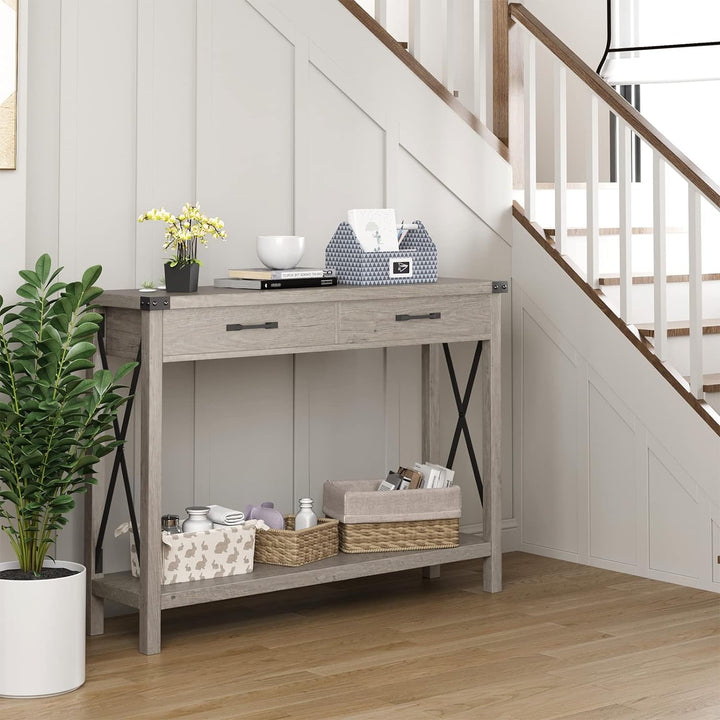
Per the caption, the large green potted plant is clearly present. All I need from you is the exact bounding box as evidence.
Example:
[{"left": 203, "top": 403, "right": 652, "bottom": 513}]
[{"left": 0, "top": 255, "right": 134, "bottom": 697}]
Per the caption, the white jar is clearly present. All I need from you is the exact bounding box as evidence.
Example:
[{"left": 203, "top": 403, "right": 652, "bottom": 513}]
[
  {"left": 182, "top": 506, "right": 213, "bottom": 532},
  {"left": 294, "top": 497, "right": 317, "bottom": 530}
]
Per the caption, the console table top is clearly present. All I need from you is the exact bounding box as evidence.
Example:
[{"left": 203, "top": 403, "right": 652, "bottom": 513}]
[{"left": 97, "top": 277, "right": 497, "bottom": 310}]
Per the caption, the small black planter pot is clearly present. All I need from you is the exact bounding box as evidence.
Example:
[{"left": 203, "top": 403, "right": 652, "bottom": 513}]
[{"left": 164, "top": 262, "right": 199, "bottom": 293}]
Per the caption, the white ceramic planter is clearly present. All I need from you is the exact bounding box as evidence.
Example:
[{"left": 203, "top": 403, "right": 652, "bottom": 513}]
[{"left": 0, "top": 560, "right": 86, "bottom": 698}]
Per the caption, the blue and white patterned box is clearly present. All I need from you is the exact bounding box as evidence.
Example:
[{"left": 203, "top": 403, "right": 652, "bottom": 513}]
[{"left": 325, "top": 221, "right": 437, "bottom": 286}]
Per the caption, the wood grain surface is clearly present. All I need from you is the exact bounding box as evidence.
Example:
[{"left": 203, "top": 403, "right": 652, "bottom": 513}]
[{"left": 7, "top": 552, "right": 719, "bottom": 719}]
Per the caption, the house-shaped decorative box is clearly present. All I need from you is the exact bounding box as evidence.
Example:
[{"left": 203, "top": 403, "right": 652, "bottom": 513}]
[{"left": 325, "top": 220, "right": 437, "bottom": 285}]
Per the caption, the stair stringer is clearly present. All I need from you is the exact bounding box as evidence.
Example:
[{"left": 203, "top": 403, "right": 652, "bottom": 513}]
[{"left": 513, "top": 215, "right": 720, "bottom": 592}]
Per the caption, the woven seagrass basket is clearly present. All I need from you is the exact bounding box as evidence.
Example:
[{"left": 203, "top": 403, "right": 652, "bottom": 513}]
[
  {"left": 339, "top": 517, "right": 460, "bottom": 553},
  {"left": 254, "top": 516, "right": 339, "bottom": 566}
]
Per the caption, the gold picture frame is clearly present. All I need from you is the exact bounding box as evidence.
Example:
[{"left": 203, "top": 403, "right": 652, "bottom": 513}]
[{"left": 0, "top": 0, "right": 18, "bottom": 170}]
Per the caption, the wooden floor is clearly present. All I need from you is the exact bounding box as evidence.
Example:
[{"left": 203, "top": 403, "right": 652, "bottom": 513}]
[{"left": 7, "top": 552, "right": 720, "bottom": 719}]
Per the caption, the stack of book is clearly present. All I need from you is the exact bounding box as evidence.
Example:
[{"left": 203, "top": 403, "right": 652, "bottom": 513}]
[{"left": 214, "top": 267, "right": 337, "bottom": 290}]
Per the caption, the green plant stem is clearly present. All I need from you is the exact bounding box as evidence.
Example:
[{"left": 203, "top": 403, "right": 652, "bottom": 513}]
[{"left": 0, "top": 324, "right": 20, "bottom": 414}]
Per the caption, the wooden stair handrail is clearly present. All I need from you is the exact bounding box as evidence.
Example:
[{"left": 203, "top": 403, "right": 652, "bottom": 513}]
[
  {"left": 337, "top": 0, "right": 509, "bottom": 162},
  {"left": 509, "top": 3, "right": 720, "bottom": 212}
]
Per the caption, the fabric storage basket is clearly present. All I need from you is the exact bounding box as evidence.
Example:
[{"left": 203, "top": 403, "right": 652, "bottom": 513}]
[
  {"left": 254, "top": 516, "right": 339, "bottom": 567},
  {"left": 121, "top": 522, "right": 260, "bottom": 585},
  {"left": 322, "top": 479, "right": 461, "bottom": 553}
]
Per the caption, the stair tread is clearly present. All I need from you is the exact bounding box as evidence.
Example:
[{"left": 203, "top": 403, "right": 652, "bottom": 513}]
[
  {"left": 636, "top": 319, "right": 720, "bottom": 338},
  {"left": 599, "top": 272, "right": 720, "bottom": 286},
  {"left": 681, "top": 373, "right": 720, "bottom": 393}
]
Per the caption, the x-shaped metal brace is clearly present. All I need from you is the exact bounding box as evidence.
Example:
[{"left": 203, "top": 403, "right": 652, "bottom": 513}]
[
  {"left": 94, "top": 329, "right": 142, "bottom": 573},
  {"left": 442, "top": 341, "right": 484, "bottom": 505}
]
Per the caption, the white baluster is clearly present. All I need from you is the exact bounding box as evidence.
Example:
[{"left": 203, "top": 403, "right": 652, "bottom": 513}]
[
  {"left": 586, "top": 94, "right": 599, "bottom": 288},
  {"left": 653, "top": 153, "right": 668, "bottom": 361},
  {"left": 524, "top": 33, "right": 536, "bottom": 221},
  {"left": 374, "top": 0, "right": 387, "bottom": 28},
  {"left": 472, "top": 0, "right": 487, "bottom": 123},
  {"left": 618, "top": 119, "right": 632, "bottom": 322},
  {"left": 409, "top": 0, "right": 422, "bottom": 62},
  {"left": 688, "top": 186, "right": 703, "bottom": 396},
  {"left": 554, "top": 60, "right": 567, "bottom": 253},
  {"left": 441, "top": 0, "right": 451, "bottom": 89}
]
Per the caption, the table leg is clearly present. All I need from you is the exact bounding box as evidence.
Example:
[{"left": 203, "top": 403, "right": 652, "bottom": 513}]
[
  {"left": 139, "top": 311, "right": 163, "bottom": 654},
  {"left": 481, "top": 295, "right": 502, "bottom": 592},
  {"left": 421, "top": 343, "right": 442, "bottom": 577},
  {"left": 85, "top": 456, "right": 105, "bottom": 636},
  {"left": 421, "top": 344, "right": 442, "bottom": 464},
  {"left": 86, "top": 338, "right": 105, "bottom": 635}
]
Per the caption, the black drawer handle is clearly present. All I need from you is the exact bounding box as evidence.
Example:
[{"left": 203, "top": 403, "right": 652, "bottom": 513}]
[
  {"left": 395, "top": 312, "right": 441, "bottom": 322},
  {"left": 226, "top": 322, "right": 279, "bottom": 331}
]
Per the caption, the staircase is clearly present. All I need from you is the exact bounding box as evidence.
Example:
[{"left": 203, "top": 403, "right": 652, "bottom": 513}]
[{"left": 337, "top": 0, "right": 720, "bottom": 591}]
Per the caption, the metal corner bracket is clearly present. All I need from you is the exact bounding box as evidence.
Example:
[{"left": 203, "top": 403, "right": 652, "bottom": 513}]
[
  {"left": 492, "top": 280, "right": 509, "bottom": 294},
  {"left": 140, "top": 295, "right": 171, "bottom": 310}
]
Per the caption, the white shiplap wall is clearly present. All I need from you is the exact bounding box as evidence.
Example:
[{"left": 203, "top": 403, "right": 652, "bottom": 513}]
[{"left": 15, "top": 0, "right": 515, "bottom": 572}]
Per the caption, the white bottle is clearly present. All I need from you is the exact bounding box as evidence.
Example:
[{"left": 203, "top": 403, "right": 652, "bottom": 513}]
[{"left": 294, "top": 497, "right": 317, "bottom": 530}]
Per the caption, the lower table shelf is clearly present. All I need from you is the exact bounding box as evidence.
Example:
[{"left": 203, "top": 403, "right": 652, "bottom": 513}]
[{"left": 92, "top": 533, "right": 491, "bottom": 611}]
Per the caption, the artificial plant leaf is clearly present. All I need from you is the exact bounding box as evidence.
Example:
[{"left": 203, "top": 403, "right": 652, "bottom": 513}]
[
  {"left": 35, "top": 254, "right": 52, "bottom": 284},
  {"left": 65, "top": 341, "right": 97, "bottom": 363},
  {"left": 114, "top": 362, "right": 138, "bottom": 382},
  {"left": 46, "top": 282, "right": 66, "bottom": 297},
  {"left": 81, "top": 286, "right": 104, "bottom": 305},
  {"left": 19, "top": 270, "right": 42, "bottom": 288},
  {"left": 16, "top": 284, "right": 39, "bottom": 301},
  {"left": 81, "top": 265, "right": 102, "bottom": 291}
]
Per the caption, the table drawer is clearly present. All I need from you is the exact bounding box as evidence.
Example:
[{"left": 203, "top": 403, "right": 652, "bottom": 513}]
[
  {"left": 338, "top": 295, "right": 491, "bottom": 346},
  {"left": 163, "top": 304, "right": 336, "bottom": 359}
]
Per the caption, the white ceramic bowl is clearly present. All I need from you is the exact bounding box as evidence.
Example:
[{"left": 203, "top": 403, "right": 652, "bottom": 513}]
[{"left": 256, "top": 235, "right": 305, "bottom": 270}]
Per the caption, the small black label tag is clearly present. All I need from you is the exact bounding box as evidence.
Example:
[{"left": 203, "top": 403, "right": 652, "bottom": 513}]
[{"left": 389, "top": 257, "right": 413, "bottom": 277}]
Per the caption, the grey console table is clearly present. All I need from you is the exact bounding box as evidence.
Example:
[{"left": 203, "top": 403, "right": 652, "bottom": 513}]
[{"left": 89, "top": 278, "right": 503, "bottom": 655}]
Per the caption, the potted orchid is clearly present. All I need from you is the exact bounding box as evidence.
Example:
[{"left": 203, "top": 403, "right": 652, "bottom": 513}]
[{"left": 139, "top": 203, "right": 227, "bottom": 292}]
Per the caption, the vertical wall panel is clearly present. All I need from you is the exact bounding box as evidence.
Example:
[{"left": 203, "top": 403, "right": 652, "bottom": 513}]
[
  {"left": 588, "top": 382, "right": 636, "bottom": 565},
  {"left": 197, "top": 0, "right": 294, "bottom": 286},
  {"left": 72, "top": 0, "right": 137, "bottom": 288},
  {"left": 305, "top": 350, "right": 389, "bottom": 504},
  {"left": 195, "top": 357, "right": 295, "bottom": 515},
  {"left": 648, "top": 450, "right": 703, "bottom": 579},
  {"left": 521, "top": 309, "right": 578, "bottom": 552},
  {"left": 25, "top": 0, "right": 61, "bottom": 264},
  {"left": 136, "top": 0, "right": 197, "bottom": 286},
  {"left": 162, "top": 364, "right": 196, "bottom": 516},
  {"left": 304, "top": 66, "right": 385, "bottom": 266}
]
